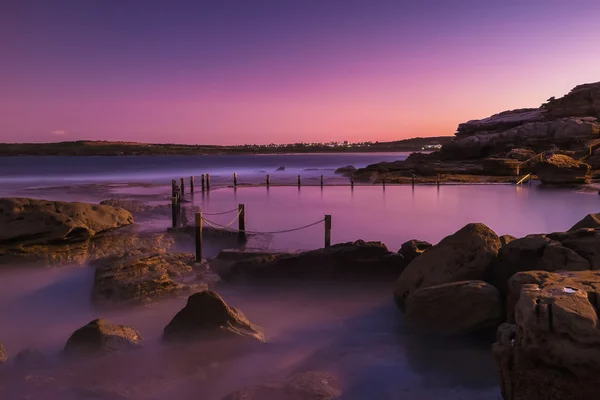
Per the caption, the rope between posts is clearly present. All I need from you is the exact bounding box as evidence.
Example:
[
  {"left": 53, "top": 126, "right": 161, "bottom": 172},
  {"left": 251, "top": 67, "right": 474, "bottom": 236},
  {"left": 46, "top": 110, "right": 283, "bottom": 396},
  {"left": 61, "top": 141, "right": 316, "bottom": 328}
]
[
  {"left": 201, "top": 216, "right": 325, "bottom": 235},
  {"left": 202, "top": 209, "right": 243, "bottom": 229},
  {"left": 201, "top": 207, "right": 239, "bottom": 216}
]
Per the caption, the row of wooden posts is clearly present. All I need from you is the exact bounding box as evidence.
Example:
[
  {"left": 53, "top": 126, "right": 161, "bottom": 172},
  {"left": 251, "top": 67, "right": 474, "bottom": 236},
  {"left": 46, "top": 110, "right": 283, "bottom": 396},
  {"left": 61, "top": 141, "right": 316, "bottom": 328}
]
[{"left": 170, "top": 173, "right": 431, "bottom": 196}]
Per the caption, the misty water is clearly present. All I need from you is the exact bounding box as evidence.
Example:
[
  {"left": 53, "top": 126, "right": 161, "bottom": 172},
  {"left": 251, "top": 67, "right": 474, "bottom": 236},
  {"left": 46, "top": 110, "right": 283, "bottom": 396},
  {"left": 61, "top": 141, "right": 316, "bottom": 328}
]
[{"left": 1, "top": 153, "right": 599, "bottom": 399}]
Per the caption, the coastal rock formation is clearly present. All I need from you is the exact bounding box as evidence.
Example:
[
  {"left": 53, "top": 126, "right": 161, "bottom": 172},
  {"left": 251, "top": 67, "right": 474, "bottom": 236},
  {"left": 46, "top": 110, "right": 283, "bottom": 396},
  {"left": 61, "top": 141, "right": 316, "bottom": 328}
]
[
  {"left": 221, "top": 371, "right": 341, "bottom": 400},
  {"left": 394, "top": 223, "right": 501, "bottom": 311},
  {"left": 505, "top": 148, "right": 537, "bottom": 161},
  {"left": 544, "top": 81, "right": 600, "bottom": 119},
  {"left": 0, "top": 231, "right": 174, "bottom": 266},
  {"left": 500, "top": 235, "right": 516, "bottom": 246},
  {"left": 334, "top": 165, "right": 356, "bottom": 175},
  {"left": 91, "top": 252, "right": 204, "bottom": 305},
  {"left": 224, "top": 240, "right": 400, "bottom": 281},
  {"left": 505, "top": 270, "right": 600, "bottom": 323},
  {"left": 404, "top": 280, "right": 503, "bottom": 334},
  {"left": 536, "top": 154, "right": 591, "bottom": 184},
  {"left": 163, "top": 291, "right": 265, "bottom": 343},
  {"left": 489, "top": 235, "right": 591, "bottom": 296},
  {"left": 0, "top": 343, "right": 6, "bottom": 364},
  {"left": 0, "top": 198, "right": 133, "bottom": 245},
  {"left": 569, "top": 213, "right": 600, "bottom": 231},
  {"left": 493, "top": 273, "right": 600, "bottom": 400},
  {"left": 398, "top": 239, "right": 432, "bottom": 264},
  {"left": 64, "top": 319, "right": 143, "bottom": 357}
]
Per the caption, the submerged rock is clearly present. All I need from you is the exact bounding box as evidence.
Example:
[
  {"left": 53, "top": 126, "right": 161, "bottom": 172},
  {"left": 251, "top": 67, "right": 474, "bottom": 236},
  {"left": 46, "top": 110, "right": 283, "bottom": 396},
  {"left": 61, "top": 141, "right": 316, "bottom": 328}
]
[
  {"left": 398, "top": 239, "right": 432, "bottom": 265},
  {"left": 0, "top": 198, "right": 133, "bottom": 245},
  {"left": 404, "top": 280, "right": 503, "bottom": 335},
  {"left": 92, "top": 251, "right": 204, "bottom": 306},
  {"left": 394, "top": 223, "right": 501, "bottom": 311},
  {"left": 536, "top": 154, "right": 591, "bottom": 185},
  {"left": 0, "top": 343, "right": 6, "bottom": 364},
  {"left": 163, "top": 291, "right": 265, "bottom": 343},
  {"left": 224, "top": 240, "right": 400, "bottom": 281},
  {"left": 493, "top": 274, "right": 600, "bottom": 400},
  {"left": 221, "top": 371, "right": 341, "bottom": 400},
  {"left": 489, "top": 234, "right": 590, "bottom": 296},
  {"left": 64, "top": 319, "right": 142, "bottom": 357}
]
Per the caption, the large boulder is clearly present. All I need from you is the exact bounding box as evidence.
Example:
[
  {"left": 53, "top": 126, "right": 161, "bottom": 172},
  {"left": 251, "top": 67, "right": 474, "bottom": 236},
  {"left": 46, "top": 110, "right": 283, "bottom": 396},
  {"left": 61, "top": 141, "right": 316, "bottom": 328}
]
[
  {"left": 0, "top": 198, "right": 133, "bottom": 245},
  {"left": 569, "top": 213, "right": 600, "bottom": 231},
  {"left": 493, "top": 274, "right": 600, "bottom": 400},
  {"left": 547, "top": 228, "right": 600, "bottom": 269},
  {"left": 334, "top": 165, "right": 356, "bottom": 176},
  {"left": 91, "top": 252, "right": 203, "bottom": 305},
  {"left": 394, "top": 223, "right": 501, "bottom": 311},
  {"left": 221, "top": 371, "right": 341, "bottom": 400},
  {"left": 404, "top": 280, "right": 503, "bottom": 335},
  {"left": 489, "top": 235, "right": 591, "bottom": 296},
  {"left": 544, "top": 81, "right": 600, "bottom": 119},
  {"left": 536, "top": 154, "right": 591, "bottom": 185},
  {"left": 225, "top": 241, "right": 401, "bottom": 281},
  {"left": 64, "top": 319, "right": 142, "bottom": 357},
  {"left": 163, "top": 291, "right": 265, "bottom": 343},
  {"left": 398, "top": 239, "right": 432, "bottom": 264},
  {"left": 0, "top": 343, "right": 6, "bottom": 364},
  {"left": 506, "top": 270, "right": 600, "bottom": 323}
]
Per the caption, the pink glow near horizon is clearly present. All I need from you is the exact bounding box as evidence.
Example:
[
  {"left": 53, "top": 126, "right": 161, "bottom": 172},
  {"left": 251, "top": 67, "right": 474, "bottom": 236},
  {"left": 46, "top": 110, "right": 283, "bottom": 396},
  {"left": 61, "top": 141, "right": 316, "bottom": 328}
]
[{"left": 1, "top": 1, "right": 599, "bottom": 145}]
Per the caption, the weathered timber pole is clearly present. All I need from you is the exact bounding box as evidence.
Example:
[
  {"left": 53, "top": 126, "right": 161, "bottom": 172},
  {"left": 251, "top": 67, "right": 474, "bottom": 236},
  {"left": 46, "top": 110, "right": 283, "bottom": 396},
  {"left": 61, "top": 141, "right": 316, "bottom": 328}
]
[
  {"left": 324, "top": 215, "right": 332, "bottom": 248},
  {"left": 195, "top": 212, "right": 203, "bottom": 262},
  {"left": 238, "top": 204, "right": 246, "bottom": 242}
]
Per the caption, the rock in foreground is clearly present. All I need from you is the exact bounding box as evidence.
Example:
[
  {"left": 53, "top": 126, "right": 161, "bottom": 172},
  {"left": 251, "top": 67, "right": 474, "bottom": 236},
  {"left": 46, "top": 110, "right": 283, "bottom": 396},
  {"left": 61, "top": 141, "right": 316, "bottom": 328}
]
[
  {"left": 92, "top": 252, "right": 202, "bottom": 305},
  {"left": 163, "top": 291, "right": 265, "bottom": 343},
  {"left": 64, "top": 319, "right": 142, "bottom": 357},
  {"left": 221, "top": 371, "right": 341, "bottom": 400},
  {"left": 398, "top": 239, "right": 432, "bottom": 264},
  {"left": 394, "top": 223, "right": 501, "bottom": 311},
  {"left": 405, "top": 280, "right": 503, "bottom": 335},
  {"left": 493, "top": 275, "right": 600, "bottom": 400},
  {"left": 569, "top": 213, "right": 600, "bottom": 231},
  {"left": 225, "top": 241, "right": 400, "bottom": 281},
  {"left": 0, "top": 198, "right": 133, "bottom": 245}
]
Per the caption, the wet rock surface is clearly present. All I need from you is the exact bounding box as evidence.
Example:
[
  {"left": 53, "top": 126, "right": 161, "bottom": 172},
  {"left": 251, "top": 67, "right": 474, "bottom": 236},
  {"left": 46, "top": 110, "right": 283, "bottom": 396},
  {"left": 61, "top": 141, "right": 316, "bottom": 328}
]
[
  {"left": 394, "top": 223, "right": 501, "bottom": 311},
  {"left": 221, "top": 371, "right": 341, "bottom": 400},
  {"left": 163, "top": 291, "right": 265, "bottom": 343},
  {"left": 224, "top": 240, "right": 400, "bottom": 281},
  {"left": 91, "top": 251, "right": 207, "bottom": 305},
  {"left": 493, "top": 270, "right": 600, "bottom": 400},
  {"left": 64, "top": 319, "right": 143, "bottom": 357},
  {"left": 0, "top": 198, "right": 133, "bottom": 245},
  {"left": 404, "top": 280, "right": 503, "bottom": 335},
  {"left": 398, "top": 239, "right": 432, "bottom": 264}
]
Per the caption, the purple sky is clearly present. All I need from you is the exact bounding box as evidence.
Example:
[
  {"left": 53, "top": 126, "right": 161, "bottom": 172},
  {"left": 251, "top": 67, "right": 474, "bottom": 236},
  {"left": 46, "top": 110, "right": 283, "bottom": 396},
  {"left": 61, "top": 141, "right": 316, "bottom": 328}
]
[{"left": 1, "top": 0, "right": 599, "bottom": 145}]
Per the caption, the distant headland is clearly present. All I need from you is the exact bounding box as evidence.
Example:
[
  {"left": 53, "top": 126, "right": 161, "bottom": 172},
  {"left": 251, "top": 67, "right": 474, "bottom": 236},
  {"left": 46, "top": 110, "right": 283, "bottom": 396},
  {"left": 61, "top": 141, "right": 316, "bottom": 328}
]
[{"left": 0, "top": 137, "right": 452, "bottom": 157}]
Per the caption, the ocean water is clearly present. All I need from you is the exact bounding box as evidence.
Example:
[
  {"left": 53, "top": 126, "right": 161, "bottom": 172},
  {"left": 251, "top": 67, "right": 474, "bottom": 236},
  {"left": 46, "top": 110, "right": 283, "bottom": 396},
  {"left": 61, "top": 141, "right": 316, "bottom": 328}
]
[{"left": 0, "top": 153, "right": 597, "bottom": 399}]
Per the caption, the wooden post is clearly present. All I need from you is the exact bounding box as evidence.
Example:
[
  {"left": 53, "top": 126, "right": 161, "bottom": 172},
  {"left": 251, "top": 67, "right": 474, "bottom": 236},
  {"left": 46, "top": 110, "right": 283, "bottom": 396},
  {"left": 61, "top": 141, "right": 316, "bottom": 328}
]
[
  {"left": 171, "top": 196, "right": 177, "bottom": 229},
  {"left": 412, "top": 175, "right": 415, "bottom": 187},
  {"left": 320, "top": 175, "right": 324, "bottom": 187},
  {"left": 350, "top": 175, "right": 354, "bottom": 188},
  {"left": 238, "top": 204, "right": 246, "bottom": 242},
  {"left": 436, "top": 174, "right": 440, "bottom": 186},
  {"left": 180, "top": 178, "right": 185, "bottom": 196},
  {"left": 266, "top": 175, "right": 270, "bottom": 187},
  {"left": 195, "top": 212, "right": 202, "bottom": 262},
  {"left": 171, "top": 179, "right": 177, "bottom": 198},
  {"left": 234, "top": 172, "right": 238, "bottom": 187},
  {"left": 190, "top": 176, "right": 195, "bottom": 193},
  {"left": 201, "top": 174, "right": 205, "bottom": 192},
  {"left": 297, "top": 175, "right": 301, "bottom": 187},
  {"left": 206, "top": 174, "right": 211, "bottom": 190},
  {"left": 382, "top": 178, "right": 386, "bottom": 189},
  {"left": 324, "top": 215, "right": 332, "bottom": 248},
  {"left": 516, "top": 165, "right": 520, "bottom": 176}
]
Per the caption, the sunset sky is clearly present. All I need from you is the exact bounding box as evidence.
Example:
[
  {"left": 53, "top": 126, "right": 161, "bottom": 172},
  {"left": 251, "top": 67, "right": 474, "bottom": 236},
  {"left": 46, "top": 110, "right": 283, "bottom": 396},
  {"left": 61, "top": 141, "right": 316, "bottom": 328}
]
[{"left": 1, "top": 0, "right": 599, "bottom": 145}]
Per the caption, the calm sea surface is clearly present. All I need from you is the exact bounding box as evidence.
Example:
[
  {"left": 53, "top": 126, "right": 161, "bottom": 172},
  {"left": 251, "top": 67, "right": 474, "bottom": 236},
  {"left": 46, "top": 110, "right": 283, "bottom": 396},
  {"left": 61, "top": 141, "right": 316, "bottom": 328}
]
[{"left": 0, "top": 153, "right": 596, "bottom": 399}]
